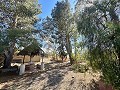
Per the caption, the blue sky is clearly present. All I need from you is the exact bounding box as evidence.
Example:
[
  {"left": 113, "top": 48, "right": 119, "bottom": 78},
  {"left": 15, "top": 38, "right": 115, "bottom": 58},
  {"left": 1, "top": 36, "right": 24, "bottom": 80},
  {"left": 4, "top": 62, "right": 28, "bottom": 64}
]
[{"left": 38, "top": 0, "right": 75, "bottom": 19}]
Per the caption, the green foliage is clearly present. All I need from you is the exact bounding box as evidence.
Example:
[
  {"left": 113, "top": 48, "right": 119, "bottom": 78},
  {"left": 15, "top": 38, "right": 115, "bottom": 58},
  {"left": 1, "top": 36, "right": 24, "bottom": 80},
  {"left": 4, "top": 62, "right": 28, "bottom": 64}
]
[
  {"left": 51, "top": 0, "right": 76, "bottom": 64},
  {"left": 7, "top": 29, "right": 30, "bottom": 41},
  {"left": 72, "top": 64, "right": 88, "bottom": 73},
  {"left": 51, "top": 0, "right": 71, "bottom": 42},
  {"left": 0, "top": 0, "right": 41, "bottom": 68},
  {"left": 76, "top": 0, "right": 120, "bottom": 89},
  {"left": 23, "top": 40, "right": 42, "bottom": 53},
  {"left": 101, "top": 60, "right": 120, "bottom": 90},
  {"left": 0, "top": 0, "right": 41, "bottom": 54}
]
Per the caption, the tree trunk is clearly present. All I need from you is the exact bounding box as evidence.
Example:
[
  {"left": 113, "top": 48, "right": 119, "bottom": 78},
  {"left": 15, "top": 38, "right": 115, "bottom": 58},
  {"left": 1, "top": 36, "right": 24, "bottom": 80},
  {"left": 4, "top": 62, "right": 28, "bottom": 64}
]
[
  {"left": 3, "top": 44, "right": 14, "bottom": 68},
  {"left": 42, "top": 56, "right": 44, "bottom": 62},
  {"left": 55, "top": 45, "right": 58, "bottom": 61},
  {"left": 66, "top": 34, "right": 73, "bottom": 65},
  {"left": 30, "top": 55, "right": 32, "bottom": 62},
  {"left": 23, "top": 55, "right": 25, "bottom": 64},
  {"left": 3, "top": 14, "right": 18, "bottom": 68},
  {"left": 55, "top": 53, "right": 58, "bottom": 61},
  {"left": 69, "top": 53, "right": 74, "bottom": 65},
  {"left": 61, "top": 56, "right": 64, "bottom": 63},
  {"left": 74, "top": 37, "right": 78, "bottom": 64},
  {"left": 74, "top": 37, "right": 77, "bottom": 61},
  {"left": 61, "top": 37, "right": 64, "bottom": 62}
]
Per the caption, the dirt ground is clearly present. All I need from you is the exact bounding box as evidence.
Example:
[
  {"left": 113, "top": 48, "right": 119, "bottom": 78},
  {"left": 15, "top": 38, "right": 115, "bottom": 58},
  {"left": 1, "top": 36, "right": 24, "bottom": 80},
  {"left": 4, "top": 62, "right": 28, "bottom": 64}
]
[{"left": 0, "top": 60, "right": 101, "bottom": 90}]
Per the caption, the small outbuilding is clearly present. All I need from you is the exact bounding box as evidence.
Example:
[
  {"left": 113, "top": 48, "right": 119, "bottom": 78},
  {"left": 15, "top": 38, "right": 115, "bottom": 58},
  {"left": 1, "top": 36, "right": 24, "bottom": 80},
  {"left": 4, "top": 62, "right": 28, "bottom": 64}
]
[{"left": 17, "top": 42, "right": 44, "bottom": 64}]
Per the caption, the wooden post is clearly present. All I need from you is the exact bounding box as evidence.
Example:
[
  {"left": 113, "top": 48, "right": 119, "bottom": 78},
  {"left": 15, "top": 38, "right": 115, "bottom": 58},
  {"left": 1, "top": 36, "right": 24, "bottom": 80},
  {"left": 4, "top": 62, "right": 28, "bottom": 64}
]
[{"left": 23, "top": 55, "right": 25, "bottom": 64}]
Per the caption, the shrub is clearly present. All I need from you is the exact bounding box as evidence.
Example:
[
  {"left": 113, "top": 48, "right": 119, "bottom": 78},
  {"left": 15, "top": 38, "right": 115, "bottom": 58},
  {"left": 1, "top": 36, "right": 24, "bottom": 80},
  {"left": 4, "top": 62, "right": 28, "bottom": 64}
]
[{"left": 72, "top": 64, "right": 89, "bottom": 73}]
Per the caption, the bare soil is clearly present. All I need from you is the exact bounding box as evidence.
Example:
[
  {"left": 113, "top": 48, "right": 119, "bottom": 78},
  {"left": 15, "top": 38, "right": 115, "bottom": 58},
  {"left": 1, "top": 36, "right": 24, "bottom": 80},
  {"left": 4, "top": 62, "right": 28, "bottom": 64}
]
[{"left": 0, "top": 61, "right": 101, "bottom": 90}]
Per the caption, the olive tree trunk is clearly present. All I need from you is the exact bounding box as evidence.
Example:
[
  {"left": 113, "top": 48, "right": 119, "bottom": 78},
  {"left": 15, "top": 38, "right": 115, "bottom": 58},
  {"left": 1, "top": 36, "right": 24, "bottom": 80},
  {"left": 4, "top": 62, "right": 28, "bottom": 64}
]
[{"left": 3, "top": 44, "right": 15, "bottom": 68}]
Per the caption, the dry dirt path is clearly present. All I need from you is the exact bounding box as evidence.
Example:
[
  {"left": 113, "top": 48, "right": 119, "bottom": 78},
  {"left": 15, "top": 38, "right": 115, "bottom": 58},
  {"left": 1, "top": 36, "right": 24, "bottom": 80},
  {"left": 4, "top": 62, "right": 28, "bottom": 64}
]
[{"left": 0, "top": 62, "right": 100, "bottom": 90}]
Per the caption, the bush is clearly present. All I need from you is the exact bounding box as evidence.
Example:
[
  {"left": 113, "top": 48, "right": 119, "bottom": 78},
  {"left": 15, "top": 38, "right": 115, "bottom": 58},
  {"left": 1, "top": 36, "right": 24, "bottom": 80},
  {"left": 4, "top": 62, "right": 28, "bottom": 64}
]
[
  {"left": 101, "top": 60, "right": 120, "bottom": 90},
  {"left": 72, "top": 64, "right": 89, "bottom": 73},
  {"left": 89, "top": 58, "right": 120, "bottom": 90}
]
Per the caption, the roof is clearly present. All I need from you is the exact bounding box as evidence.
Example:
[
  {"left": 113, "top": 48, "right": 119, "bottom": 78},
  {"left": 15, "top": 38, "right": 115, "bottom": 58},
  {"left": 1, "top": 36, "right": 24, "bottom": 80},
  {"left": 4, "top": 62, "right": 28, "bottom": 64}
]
[{"left": 17, "top": 43, "right": 44, "bottom": 56}]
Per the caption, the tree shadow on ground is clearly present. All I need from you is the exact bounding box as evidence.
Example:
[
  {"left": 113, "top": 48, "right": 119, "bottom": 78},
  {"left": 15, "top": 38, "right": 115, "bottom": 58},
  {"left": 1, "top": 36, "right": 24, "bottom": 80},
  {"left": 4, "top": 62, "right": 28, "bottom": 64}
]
[
  {"left": 42, "top": 69, "right": 68, "bottom": 90},
  {"left": 0, "top": 71, "right": 47, "bottom": 89},
  {"left": 0, "top": 62, "right": 69, "bottom": 90},
  {"left": 0, "top": 62, "right": 103, "bottom": 90},
  {"left": 0, "top": 61, "right": 68, "bottom": 83}
]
